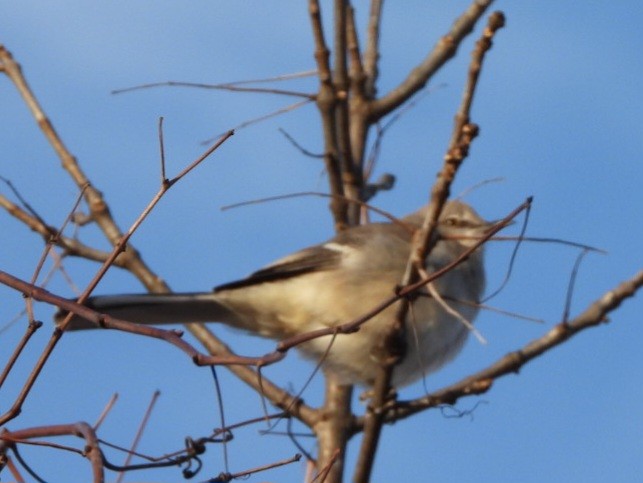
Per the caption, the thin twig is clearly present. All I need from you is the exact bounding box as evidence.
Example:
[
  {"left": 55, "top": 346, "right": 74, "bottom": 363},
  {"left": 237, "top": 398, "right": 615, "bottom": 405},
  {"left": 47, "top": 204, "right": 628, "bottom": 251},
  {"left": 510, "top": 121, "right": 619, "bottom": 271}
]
[
  {"left": 2, "top": 423, "right": 105, "bottom": 482},
  {"left": 278, "top": 128, "right": 324, "bottom": 158},
  {"left": 115, "top": 390, "right": 160, "bottom": 483},
  {"left": 363, "top": 0, "right": 384, "bottom": 99},
  {"left": 93, "top": 393, "right": 119, "bottom": 431},
  {"left": 201, "top": 100, "right": 312, "bottom": 145},
  {"left": 209, "top": 367, "right": 230, "bottom": 474},
  {"left": 562, "top": 249, "right": 589, "bottom": 323}
]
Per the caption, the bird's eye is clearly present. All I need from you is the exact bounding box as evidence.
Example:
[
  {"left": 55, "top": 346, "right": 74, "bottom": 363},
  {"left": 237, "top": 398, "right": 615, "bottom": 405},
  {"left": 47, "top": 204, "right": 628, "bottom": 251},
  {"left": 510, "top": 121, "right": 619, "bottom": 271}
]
[{"left": 444, "top": 217, "right": 458, "bottom": 226}]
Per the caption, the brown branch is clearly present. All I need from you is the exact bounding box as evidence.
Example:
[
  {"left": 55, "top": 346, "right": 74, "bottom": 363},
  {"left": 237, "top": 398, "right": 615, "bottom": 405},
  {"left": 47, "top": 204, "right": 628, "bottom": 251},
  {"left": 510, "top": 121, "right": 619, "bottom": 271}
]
[
  {"left": 111, "top": 71, "right": 318, "bottom": 98},
  {"left": 363, "top": 0, "right": 383, "bottom": 99},
  {"left": 344, "top": 4, "right": 369, "bottom": 220},
  {"left": 351, "top": 194, "right": 522, "bottom": 483},
  {"left": 449, "top": 10, "right": 505, "bottom": 148},
  {"left": 115, "top": 81, "right": 315, "bottom": 99},
  {"left": 213, "top": 453, "right": 302, "bottom": 482},
  {"left": 1, "top": 423, "right": 105, "bottom": 483},
  {"left": 93, "top": 394, "right": 119, "bottom": 431},
  {"left": 365, "top": 270, "right": 643, "bottom": 426},
  {"left": 346, "top": 6, "right": 366, "bottom": 101},
  {"left": 0, "top": 43, "right": 157, "bottom": 289},
  {"left": 333, "top": 0, "right": 361, "bottom": 225},
  {"left": 0, "top": 321, "right": 42, "bottom": 390},
  {"left": 313, "top": 447, "right": 341, "bottom": 482},
  {"left": 4, "top": 456, "right": 26, "bottom": 483},
  {"left": 0, "top": 194, "right": 129, "bottom": 267},
  {"left": 0, "top": 271, "right": 283, "bottom": 366},
  {"left": 201, "top": 99, "right": 313, "bottom": 145},
  {"left": 115, "top": 390, "right": 160, "bottom": 483},
  {"left": 308, "top": 0, "right": 347, "bottom": 229},
  {"left": 414, "top": 11, "right": 505, "bottom": 269},
  {"left": 368, "top": 0, "right": 495, "bottom": 121}
]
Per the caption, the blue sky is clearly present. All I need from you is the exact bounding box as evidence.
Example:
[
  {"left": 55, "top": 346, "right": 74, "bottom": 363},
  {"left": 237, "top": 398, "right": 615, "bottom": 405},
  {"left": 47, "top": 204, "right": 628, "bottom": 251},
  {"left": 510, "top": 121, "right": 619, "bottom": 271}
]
[{"left": 1, "top": 1, "right": 642, "bottom": 482}]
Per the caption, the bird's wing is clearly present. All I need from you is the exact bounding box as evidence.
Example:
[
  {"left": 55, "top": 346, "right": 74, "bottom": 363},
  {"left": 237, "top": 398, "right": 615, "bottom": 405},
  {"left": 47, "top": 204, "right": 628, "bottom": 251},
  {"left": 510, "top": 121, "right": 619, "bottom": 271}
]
[
  {"left": 213, "top": 222, "right": 412, "bottom": 292},
  {"left": 213, "top": 244, "right": 343, "bottom": 291}
]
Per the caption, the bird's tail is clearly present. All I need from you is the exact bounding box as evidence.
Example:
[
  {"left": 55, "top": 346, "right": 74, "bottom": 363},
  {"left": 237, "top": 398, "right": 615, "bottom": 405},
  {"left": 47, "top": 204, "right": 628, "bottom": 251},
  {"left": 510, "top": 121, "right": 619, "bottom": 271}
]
[{"left": 57, "top": 293, "right": 236, "bottom": 330}]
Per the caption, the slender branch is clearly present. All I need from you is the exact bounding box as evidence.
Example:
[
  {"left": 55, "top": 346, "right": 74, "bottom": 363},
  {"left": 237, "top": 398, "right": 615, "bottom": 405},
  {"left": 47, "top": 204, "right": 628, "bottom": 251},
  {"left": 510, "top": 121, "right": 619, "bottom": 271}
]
[
  {"left": 351, "top": 196, "right": 522, "bottom": 483},
  {"left": 2, "top": 423, "right": 105, "bottom": 483},
  {"left": 415, "top": 10, "right": 505, "bottom": 272},
  {"left": 201, "top": 99, "right": 313, "bottom": 145},
  {"left": 115, "top": 390, "right": 160, "bottom": 483},
  {"left": 333, "top": 0, "right": 361, "bottom": 225},
  {"left": 369, "top": 0, "right": 494, "bottom": 121},
  {"left": 113, "top": 81, "right": 315, "bottom": 99},
  {"left": 0, "top": 321, "right": 42, "bottom": 390},
  {"left": 449, "top": 11, "right": 505, "bottom": 148},
  {"left": 0, "top": 194, "right": 129, "bottom": 267},
  {"left": 345, "top": 4, "right": 369, "bottom": 215},
  {"left": 308, "top": 0, "right": 347, "bottom": 229},
  {"left": 363, "top": 0, "right": 384, "bottom": 99}
]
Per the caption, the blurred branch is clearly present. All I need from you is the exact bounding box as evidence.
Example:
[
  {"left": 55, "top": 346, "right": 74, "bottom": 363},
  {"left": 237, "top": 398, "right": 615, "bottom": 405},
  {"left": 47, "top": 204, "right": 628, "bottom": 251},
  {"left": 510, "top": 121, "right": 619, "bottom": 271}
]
[
  {"left": 369, "top": 0, "right": 494, "bottom": 121},
  {"left": 112, "top": 69, "right": 317, "bottom": 98},
  {"left": 1, "top": 423, "right": 105, "bottom": 483},
  {"left": 0, "top": 192, "right": 128, "bottom": 267},
  {"left": 363, "top": 0, "right": 383, "bottom": 99},
  {"left": 333, "top": 0, "right": 361, "bottom": 225},
  {"left": 308, "top": 0, "right": 347, "bottom": 229},
  {"left": 201, "top": 99, "right": 312, "bottom": 145},
  {"left": 115, "top": 390, "right": 160, "bottom": 483},
  {"left": 113, "top": 80, "right": 315, "bottom": 99}
]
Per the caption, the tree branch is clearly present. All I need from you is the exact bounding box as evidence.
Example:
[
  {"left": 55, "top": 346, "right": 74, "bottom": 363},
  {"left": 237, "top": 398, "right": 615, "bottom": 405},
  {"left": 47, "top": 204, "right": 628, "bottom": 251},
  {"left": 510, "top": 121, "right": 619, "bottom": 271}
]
[{"left": 368, "top": 0, "right": 494, "bottom": 121}]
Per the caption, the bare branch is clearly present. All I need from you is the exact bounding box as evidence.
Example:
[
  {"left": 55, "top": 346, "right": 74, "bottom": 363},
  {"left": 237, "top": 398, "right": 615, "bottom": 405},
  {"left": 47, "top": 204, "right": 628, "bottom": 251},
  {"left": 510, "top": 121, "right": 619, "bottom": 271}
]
[
  {"left": 369, "top": 0, "right": 495, "bottom": 121},
  {"left": 115, "top": 391, "right": 160, "bottom": 483},
  {"left": 112, "top": 72, "right": 317, "bottom": 99},
  {"left": 201, "top": 99, "right": 311, "bottom": 145},
  {"left": 0, "top": 194, "right": 128, "bottom": 267},
  {"left": 363, "top": 0, "right": 384, "bottom": 99},
  {"left": 1, "top": 423, "right": 105, "bottom": 482},
  {"left": 308, "top": 0, "right": 347, "bottom": 229}
]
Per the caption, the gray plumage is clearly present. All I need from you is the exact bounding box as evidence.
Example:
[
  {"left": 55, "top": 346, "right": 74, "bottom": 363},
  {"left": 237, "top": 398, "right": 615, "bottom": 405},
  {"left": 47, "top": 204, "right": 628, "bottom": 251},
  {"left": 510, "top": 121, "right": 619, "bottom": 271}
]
[{"left": 58, "top": 200, "right": 492, "bottom": 386}]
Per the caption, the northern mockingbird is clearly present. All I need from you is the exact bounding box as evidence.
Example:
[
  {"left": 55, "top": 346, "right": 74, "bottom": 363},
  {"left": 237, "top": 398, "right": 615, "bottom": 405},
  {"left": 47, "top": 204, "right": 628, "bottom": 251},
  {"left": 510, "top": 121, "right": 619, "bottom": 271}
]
[{"left": 59, "top": 200, "right": 494, "bottom": 386}]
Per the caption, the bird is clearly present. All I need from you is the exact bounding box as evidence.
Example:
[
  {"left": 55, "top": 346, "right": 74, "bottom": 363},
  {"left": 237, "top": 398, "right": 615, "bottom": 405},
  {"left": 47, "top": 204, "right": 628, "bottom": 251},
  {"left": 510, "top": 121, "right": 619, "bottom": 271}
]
[{"left": 58, "top": 200, "right": 494, "bottom": 387}]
